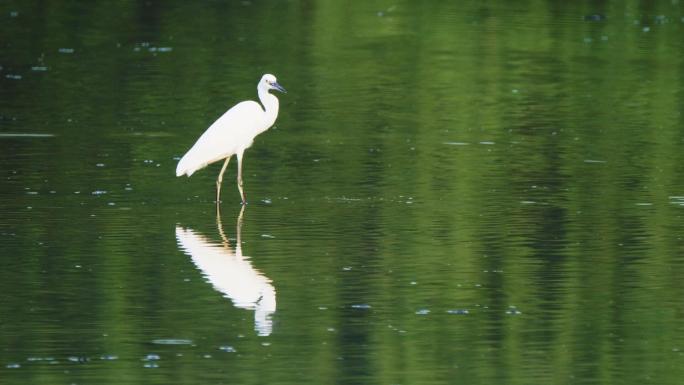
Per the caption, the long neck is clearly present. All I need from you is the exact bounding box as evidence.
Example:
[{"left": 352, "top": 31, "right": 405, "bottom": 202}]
[{"left": 258, "top": 87, "right": 280, "bottom": 132}]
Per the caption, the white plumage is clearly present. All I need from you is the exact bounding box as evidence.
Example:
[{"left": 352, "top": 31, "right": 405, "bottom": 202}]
[
  {"left": 175, "top": 207, "right": 276, "bottom": 336},
  {"left": 176, "top": 74, "right": 286, "bottom": 204}
]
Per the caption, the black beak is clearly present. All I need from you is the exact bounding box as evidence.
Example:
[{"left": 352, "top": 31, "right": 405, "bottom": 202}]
[{"left": 272, "top": 81, "right": 287, "bottom": 93}]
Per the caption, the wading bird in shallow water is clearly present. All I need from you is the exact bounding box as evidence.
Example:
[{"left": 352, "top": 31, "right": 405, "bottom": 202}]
[{"left": 176, "top": 74, "right": 286, "bottom": 205}]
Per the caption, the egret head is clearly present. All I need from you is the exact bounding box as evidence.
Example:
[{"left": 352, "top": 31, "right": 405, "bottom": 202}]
[{"left": 261, "top": 74, "right": 287, "bottom": 94}]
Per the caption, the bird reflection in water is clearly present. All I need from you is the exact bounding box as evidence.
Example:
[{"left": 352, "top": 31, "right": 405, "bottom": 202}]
[{"left": 175, "top": 206, "right": 276, "bottom": 336}]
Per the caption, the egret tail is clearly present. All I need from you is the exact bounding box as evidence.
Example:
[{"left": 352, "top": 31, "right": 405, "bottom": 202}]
[
  {"left": 176, "top": 152, "right": 201, "bottom": 177},
  {"left": 176, "top": 147, "right": 226, "bottom": 177}
]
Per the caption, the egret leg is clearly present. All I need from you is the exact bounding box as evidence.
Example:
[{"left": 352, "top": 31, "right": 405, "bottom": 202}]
[
  {"left": 236, "top": 205, "right": 245, "bottom": 244},
  {"left": 216, "top": 156, "right": 231, "bottom": 204},
  {"left": 216, "top": 203, "right": 228, "bottom": 246},
  {"left": 237, "top": 151, "right": 246, "bottom": 205}
]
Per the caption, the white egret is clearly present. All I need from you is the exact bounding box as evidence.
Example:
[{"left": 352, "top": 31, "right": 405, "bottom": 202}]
[{"left": 176, "top": 74, "right": 286, "bottom": 204}]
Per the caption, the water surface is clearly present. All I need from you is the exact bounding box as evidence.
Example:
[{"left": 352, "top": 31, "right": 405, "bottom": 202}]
[{"left": 2, "top": 1, "right": 684, "bottom": 384}]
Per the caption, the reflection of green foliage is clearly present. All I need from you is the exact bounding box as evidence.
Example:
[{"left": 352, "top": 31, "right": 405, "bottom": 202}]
[{"left": 1, "top": 1, "right": 684, "bottom": 384}]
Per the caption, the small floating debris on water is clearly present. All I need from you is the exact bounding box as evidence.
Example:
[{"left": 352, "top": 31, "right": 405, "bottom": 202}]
[
  {"left": 583, "top": 159, "right": 606, "bottom": 164},
  {"left": 31, "top": 66, "right": 48, "bottom": 71},
  {"left": 30, "top": 357, "right": 58, "bottom": 364},
  {"left": 130, "top": 132, "right": 173, "bottom": 138},
  {"left": 27, "top": 357, "right": 55, "bottom": 362},
  {"left": 479, "top": 141, "right": 495, "bottom": 145},
  {"left": 99, "top": 355, "right": 118, "bottom": 360},
  {"left": 152, "top": 339, "right": 193, "bottom": 345},
  {"left": 415, "top": 309, "right": 430, "bottom": 315},
  {"left": 9, "top": 11, "right": 19, "bottom": 17},
  {"left": 58, "top": 48, "right": 75, "bottom": 54},
  {"left": 143, "top": 353, "right": 160, "bottom": 361},
  {"left": 261, "top": 198, "right": 272, "bottom": 204},
  {"left": 148, "top": 47, "right": 173, "bottom": 53},
  {"left": 443, "top": 142, "right": 469, "bottom": 146},
  {"left": 0, "top": 133, "right": 55, "bottom": 138},
  {"left": 5, "top": 74, "right": 21, "bottom": 80},
  {"left": 6, "top": 363, "right": 21, "bottom": 369},
  {"left": 520, "top": 200, "right": 536, "bottom": 205},
  {"left": 351, "top": 304, "right": 372, "bottom": 310},
  {"left": 219, "top": 345, "right": 236, "bottom": 353},
  {"left": 133, "top": 42, "right": 172, "bottom": 53},
  {"left": 669, "top": 196, "right": 684, "bottom": 206},
  {"left": 96, "top": 163, "right": 105, "bottom": 167},
  {"left": 143, "top": 362, "right": 159, "bottom": 368},
  {"left": 635, "top": 203, "right": 653, "bottom": 206},
  {"left": 261, "top": 234, "right": 275, "bottom": 239},
  {"left": 91, "top": 190, "right": 107, "bottom": 195},
  {"left": 447, "top": 309, "right": 469, "bottom": 315},
  {"left": 583, "top": 14, "right": 606, "bottom": 22},
  {"left": 506, "top": 306, "right": 522, "bottom": 315},
  {"left": 653, "top": 15, "right": 669, "bottom": 24},
  {"left": 327, "top": 196, "right": 362, "bottom": 202},
  {"left": 67, "top": 356, "right": 90, "bottom": 363}
]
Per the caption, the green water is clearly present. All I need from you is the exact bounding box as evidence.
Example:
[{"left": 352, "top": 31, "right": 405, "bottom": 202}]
[{"left": 2, "top": 1, "right": 684, "bottom": 384}]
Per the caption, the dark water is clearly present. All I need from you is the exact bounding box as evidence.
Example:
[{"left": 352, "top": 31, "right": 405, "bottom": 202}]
[{"left": 2, "top": 1, "right": 684, "bottom": 384}]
